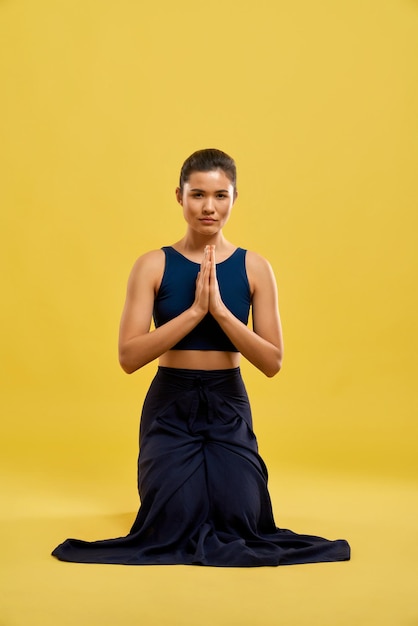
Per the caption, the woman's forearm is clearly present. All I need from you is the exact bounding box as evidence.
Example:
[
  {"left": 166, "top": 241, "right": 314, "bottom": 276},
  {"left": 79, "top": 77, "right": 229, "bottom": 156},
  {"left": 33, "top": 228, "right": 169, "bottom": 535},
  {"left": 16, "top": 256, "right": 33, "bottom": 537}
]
[
  {"left": 214, "top": 307, "right": 283, "bottom": 377},
  {"left": 119, "top": 307, "right": 204, "bottom": 374}
]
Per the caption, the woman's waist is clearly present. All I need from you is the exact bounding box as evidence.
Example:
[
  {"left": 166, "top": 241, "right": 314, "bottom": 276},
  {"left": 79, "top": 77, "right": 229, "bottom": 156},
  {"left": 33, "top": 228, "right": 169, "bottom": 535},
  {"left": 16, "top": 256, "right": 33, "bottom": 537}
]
[
  {"left": 158, "top": 349, "right": 241, "bottom": 371},
  {"left": 154, "top": 363, "right": 245, "bottom": 395}
]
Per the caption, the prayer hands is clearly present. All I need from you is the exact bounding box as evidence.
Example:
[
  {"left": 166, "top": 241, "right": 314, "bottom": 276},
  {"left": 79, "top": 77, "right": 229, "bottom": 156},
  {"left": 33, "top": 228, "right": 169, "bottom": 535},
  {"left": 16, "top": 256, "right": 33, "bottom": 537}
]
[{"left": 193, "top": 245, "right": 224, "bottom": 319}]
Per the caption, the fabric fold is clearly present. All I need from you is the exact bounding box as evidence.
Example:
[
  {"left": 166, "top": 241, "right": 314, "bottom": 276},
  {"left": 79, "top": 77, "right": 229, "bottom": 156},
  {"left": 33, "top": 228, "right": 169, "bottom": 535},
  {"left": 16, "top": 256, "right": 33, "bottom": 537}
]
[{"left": 52, "top": 367, "right": 350, "bottom": 567}]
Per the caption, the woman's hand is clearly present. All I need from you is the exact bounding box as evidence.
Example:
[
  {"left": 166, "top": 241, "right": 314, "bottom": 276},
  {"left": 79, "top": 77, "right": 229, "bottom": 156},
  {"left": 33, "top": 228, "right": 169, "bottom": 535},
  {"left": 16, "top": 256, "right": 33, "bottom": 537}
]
[
  {"left": 192, "top": 246, "right": 211, "bottom": 316},
  {"left": 192, "top": 245, "right": 227, "bottom": 319},
  {"left": 207, "top": 246, "right": 227, "bottom": 318},
  {"left": 192, "top": 245, "right": 226, "bottom": 317}
]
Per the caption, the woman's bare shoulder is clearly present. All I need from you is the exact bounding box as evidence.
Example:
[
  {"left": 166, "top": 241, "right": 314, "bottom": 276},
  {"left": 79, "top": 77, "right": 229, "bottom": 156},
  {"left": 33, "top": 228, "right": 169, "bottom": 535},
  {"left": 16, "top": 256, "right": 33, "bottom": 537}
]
[
  {"left": 244, "top": 249, "right": 277, "bottom": 292},
  {"left": 244, "top": 249, "right": 275, "bottom": 273},
  {"left": 131, "top": 248, "right": 165, "bottom": 271},
  {"left": 127, "top": 248, "right": 166, "bottom": 289}
]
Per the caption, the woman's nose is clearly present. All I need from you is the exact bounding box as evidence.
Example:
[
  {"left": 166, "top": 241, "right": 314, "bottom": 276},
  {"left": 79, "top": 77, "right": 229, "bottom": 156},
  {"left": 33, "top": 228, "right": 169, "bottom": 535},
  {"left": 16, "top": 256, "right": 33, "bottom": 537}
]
[{"left": 202, "top": 198, "right": 215, "bottom": 213}]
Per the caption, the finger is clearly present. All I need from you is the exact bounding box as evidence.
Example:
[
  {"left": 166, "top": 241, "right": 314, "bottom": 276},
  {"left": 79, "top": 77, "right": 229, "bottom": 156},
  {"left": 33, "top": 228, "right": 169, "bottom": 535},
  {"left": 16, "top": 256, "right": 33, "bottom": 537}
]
[
  {"left": 209, "top": 255, "right": 218, "bottom": 289},
  {"left": 201, "top": 246, "right": 210, "bottom": 270}
]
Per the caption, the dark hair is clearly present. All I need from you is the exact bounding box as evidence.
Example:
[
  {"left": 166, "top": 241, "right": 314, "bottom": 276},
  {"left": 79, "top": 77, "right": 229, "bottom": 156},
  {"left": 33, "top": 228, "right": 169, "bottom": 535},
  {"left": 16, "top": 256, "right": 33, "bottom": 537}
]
[{"left": 179, "top": 148, "right": 237, "bottom": 191}]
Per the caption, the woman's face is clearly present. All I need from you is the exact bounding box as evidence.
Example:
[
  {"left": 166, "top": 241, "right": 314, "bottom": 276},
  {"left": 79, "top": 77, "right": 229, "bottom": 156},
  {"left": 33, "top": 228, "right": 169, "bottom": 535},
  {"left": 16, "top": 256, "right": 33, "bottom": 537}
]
[{"left": 176, "top": 169, "right": 237, "bottom": 236}]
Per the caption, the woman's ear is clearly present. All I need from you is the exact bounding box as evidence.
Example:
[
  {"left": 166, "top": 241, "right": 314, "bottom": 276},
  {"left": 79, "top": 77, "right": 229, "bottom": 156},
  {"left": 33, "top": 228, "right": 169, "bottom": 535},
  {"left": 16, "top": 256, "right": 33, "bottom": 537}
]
[{"left": 175, "top": 187, "right": 183, "bottom": 205}]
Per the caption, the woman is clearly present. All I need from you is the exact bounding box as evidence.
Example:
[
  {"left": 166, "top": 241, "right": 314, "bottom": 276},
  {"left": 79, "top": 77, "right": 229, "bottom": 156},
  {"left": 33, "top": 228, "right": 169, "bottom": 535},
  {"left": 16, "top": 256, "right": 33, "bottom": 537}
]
[{"left": 52, "top": 149, "right": 350, "bottom": 566}]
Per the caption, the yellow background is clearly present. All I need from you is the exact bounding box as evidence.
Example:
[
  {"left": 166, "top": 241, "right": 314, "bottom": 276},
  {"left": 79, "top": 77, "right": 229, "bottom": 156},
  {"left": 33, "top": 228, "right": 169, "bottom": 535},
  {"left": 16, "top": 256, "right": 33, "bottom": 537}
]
[{"left": 1, "top": 1, "right": 417, "bottom": 624}]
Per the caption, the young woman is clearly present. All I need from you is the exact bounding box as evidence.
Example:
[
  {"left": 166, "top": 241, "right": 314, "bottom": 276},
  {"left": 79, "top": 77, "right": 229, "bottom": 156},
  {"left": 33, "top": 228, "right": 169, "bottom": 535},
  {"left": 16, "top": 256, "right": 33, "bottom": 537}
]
[{"left": 52, "top": 149, "right": 350, "bottom": 566}]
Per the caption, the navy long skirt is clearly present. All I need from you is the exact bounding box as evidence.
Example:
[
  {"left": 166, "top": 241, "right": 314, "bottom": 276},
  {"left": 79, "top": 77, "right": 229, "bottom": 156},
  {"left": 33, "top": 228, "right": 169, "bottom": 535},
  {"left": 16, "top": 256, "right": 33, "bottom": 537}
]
[{"left": 52, "top": 367, "right": 350, "bottom": 566}]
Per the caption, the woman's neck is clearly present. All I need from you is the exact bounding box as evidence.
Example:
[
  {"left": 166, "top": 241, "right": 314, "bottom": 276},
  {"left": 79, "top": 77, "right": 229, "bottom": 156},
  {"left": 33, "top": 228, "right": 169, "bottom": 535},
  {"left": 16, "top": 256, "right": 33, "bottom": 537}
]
[{"left": 172, "top": 232, "right": 235, "bottom": 263}]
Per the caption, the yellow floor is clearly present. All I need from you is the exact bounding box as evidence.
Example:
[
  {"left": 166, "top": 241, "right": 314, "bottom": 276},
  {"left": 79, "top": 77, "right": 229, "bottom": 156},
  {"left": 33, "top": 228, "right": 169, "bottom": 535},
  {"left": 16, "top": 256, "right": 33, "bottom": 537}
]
[{"left": 1, "top": 469, "right": 417, "bottom": 626}]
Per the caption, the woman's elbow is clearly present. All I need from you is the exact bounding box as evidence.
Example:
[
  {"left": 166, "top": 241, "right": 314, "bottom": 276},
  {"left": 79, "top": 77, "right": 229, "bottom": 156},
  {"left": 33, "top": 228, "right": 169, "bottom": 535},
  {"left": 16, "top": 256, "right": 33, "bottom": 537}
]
[
  {"left": 264, "top": 352, "right": 283, "bottom": 378},
  {"left": 265, "top": 364, "right": 281, "bottom": 378},
  {"left": 119, "top": 359, "right": 135, "bottom": 374},
  {"left": 120, "top": 362, "right": 136, "bottom": 375},
  {"left": 119, "top": 349, "right": 139, "bottom": 375}
]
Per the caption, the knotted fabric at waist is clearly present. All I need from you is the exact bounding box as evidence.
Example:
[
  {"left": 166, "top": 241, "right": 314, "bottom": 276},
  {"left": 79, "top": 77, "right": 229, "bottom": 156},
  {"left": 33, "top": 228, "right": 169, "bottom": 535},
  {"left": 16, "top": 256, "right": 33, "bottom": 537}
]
[{"left": 155, "top": 366, "right": 244, "bottom": 428}]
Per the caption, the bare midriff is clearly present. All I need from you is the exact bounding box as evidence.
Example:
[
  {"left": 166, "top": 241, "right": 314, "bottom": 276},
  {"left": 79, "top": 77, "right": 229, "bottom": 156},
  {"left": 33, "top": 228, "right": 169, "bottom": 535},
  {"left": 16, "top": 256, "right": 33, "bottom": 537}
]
[{"left": 159, "top": 350, "right": 241, "bottom": 371}]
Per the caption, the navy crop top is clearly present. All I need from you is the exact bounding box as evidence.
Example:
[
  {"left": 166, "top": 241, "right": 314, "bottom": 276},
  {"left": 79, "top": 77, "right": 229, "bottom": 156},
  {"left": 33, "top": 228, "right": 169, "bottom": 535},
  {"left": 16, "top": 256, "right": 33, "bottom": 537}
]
[{"left": 153, "top": 246, "right": 251, "bottom": 351}]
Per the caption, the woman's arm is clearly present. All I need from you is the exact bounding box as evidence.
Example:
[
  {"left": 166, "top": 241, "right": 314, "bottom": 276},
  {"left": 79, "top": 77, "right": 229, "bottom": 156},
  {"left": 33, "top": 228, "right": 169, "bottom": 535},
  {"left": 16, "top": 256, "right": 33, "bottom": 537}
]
[
  {"left": 118, "top": 249, "right": 210, "bottom": 374},
  {"left": 209, "top": 247, "right": 283, "bottom": 377}
]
